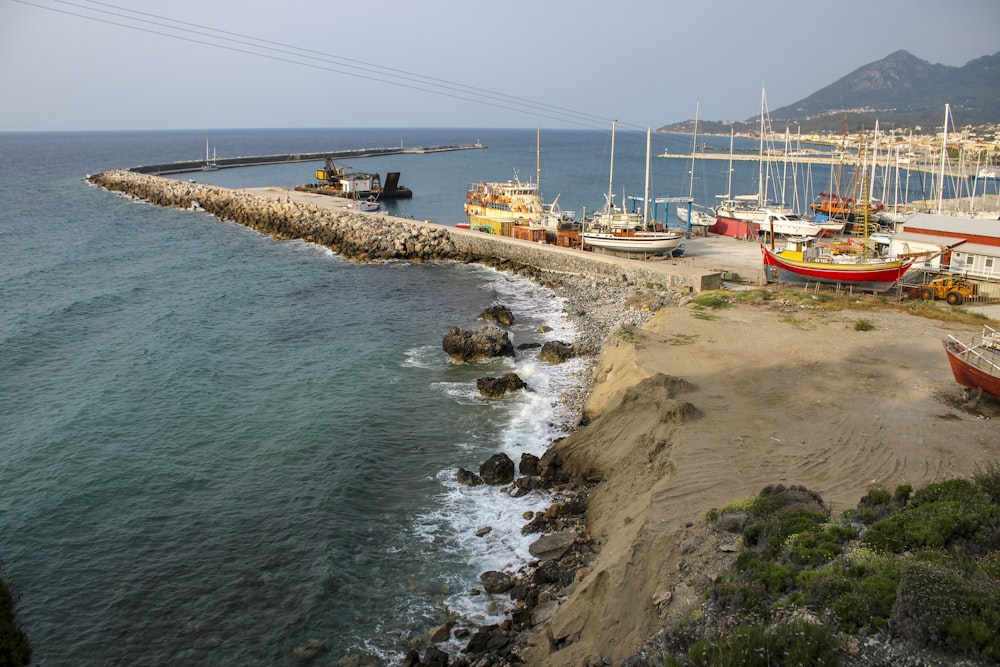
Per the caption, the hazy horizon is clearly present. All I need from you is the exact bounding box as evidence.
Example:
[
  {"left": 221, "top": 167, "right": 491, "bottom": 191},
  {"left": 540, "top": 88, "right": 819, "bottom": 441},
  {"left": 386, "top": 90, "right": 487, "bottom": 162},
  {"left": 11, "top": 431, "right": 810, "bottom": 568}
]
[{"left": 2, "top": 0, "right": 998, "bottom": 133}]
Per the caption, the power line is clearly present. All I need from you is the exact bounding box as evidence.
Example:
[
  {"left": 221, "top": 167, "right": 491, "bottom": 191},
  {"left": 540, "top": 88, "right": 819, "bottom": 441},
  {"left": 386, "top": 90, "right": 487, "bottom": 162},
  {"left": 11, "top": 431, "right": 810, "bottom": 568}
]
[{"left": 15, "top": 0, "right": 653, "bottom": 132}]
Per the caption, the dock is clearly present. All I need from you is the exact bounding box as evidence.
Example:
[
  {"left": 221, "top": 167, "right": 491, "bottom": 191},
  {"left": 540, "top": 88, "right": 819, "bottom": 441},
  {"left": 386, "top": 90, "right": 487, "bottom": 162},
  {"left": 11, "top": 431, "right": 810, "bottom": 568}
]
[
  {"left": 130, "top": 144, "right": 485, "bottom": 176},
  {"left": 658, "top": 150, "right": 944, "bottom": 176}
]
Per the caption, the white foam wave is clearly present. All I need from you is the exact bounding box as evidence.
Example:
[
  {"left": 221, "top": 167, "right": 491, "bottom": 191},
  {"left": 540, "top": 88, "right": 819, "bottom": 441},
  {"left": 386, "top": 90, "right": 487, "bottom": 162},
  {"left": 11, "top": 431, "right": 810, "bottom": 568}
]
[{"left": 410, "top": 269, "right": 588, "bottom": 645}]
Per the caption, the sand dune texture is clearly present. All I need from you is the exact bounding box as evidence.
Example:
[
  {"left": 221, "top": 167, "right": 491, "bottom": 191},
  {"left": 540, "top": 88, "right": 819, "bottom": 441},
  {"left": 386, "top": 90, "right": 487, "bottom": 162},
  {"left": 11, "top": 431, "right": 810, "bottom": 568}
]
[{"left": 521, "top": 302, "right": 999, "bottom": 666}]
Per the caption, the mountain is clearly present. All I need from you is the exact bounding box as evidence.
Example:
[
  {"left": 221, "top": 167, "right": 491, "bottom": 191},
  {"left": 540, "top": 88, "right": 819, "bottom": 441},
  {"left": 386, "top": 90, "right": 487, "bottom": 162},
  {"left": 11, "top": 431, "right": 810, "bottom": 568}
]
[{"left": 661, "top": 51, "right": 1000, "bottom": 134}]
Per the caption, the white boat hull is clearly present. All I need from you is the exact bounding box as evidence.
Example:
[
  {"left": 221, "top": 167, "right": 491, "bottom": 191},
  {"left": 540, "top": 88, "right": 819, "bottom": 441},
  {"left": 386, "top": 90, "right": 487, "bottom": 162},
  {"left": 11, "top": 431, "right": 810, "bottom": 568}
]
[{"left": 582, "top": 232, "right": 683, "bottom": 254}]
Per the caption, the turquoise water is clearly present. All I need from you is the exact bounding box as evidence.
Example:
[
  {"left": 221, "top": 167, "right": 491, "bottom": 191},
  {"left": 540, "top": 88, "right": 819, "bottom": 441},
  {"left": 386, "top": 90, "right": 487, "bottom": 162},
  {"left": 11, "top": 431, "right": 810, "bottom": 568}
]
[{"left": 0, "top": 127, "right": 959, "bottom": 664}]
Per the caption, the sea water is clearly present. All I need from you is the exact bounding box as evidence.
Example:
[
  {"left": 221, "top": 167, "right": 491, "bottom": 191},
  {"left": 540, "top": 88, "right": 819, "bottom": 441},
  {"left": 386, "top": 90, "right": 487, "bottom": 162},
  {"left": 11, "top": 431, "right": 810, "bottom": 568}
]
[{"left": 0, "top": 127, "right": 959, "bottom": 664}]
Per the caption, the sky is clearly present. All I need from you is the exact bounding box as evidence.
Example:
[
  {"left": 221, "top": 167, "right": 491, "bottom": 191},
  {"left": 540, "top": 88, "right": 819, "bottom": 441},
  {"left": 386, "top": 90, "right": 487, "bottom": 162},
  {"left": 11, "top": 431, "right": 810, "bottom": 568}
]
[{"left": 1, "top": 0, "right": 998, "bottom": 132}]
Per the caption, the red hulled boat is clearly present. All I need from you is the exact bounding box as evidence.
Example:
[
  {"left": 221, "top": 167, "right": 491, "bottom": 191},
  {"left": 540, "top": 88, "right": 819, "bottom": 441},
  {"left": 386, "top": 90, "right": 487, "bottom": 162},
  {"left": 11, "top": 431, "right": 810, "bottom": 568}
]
[{"left": 943, "top": 325, "right": 1000, "bottom": 400}]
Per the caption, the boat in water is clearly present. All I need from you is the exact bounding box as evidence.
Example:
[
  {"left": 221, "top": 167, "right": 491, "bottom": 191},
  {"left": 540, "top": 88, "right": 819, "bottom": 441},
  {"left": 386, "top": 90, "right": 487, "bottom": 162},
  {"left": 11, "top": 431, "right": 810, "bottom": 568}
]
[
  {"left": 297, "top": 158, "right": 413, "bottom": 200},
  {"left": 943, "top": 325, "right": 1000, "bottom": 401},
  {"left": 202, "top": 140, "right": 219, "bottom": 172}
]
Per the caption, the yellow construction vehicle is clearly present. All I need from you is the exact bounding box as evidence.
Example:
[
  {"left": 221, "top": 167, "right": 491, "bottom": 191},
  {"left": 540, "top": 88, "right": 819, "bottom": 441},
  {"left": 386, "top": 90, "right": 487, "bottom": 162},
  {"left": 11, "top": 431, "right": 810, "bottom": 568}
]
[{"left": 914, "top": 277, "right": 976, "bottom": 306}]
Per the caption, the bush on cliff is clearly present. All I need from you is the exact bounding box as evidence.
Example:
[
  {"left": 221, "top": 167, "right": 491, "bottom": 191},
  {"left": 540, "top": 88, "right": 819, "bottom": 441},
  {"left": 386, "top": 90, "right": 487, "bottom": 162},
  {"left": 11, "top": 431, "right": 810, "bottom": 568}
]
[{"left": 691, "top": 467, "right": 1000, "bottom": 664}]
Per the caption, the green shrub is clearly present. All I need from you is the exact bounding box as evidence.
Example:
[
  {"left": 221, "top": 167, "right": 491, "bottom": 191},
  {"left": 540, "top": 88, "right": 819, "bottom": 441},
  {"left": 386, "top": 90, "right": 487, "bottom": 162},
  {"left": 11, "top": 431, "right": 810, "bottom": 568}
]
[
  {"left": 690, "top": 291, "right": 733, "bottom": 309},
  {"left": 891, "top": 561, "right": 1000, "bottom": 660},
  {"left": 689, "top": 620, "right": 838, "bottom": 667},
  {"left": 910, "top": 478, "right": 985, "bottom": 507},
  {"left": 863, "top": 498, "right": 999, "bottom": 553},
  {"left": 974, "top": 461, "right": 1000, "bottom": 504},
  {"left": 854, "top": 319, "right": 875, "bottom": 331}
]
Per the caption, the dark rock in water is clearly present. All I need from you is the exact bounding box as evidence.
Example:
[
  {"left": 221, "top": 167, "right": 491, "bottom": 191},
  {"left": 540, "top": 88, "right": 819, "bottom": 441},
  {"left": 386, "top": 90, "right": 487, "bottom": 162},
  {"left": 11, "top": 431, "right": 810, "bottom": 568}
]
[
  {"left": 538, "top": 325, "right": 553, "bottom": 333},
  {"left": 476, "top": 372, "right": 527, "bottom": 398},
  {"left": 528, "top": 531, "right": 577, "bottom": 561},
  {"left": 457, "top": 468, "right": 483, "bottom": 486},
  {"left": 517, "top": 341, "right": 542, "bottom": 350},
  {"left": 480, "top": 570, "right": 515, "bottom": 594},
  {"left": 479, "top": 453, "right": 515, "bottom": 485},
  {"left": 539, "top": 340, "right": 574, "bottom": 364},
  {"left": 442, "top": 325, "right": 515, "bottom": 362},
  {"left": 480, "top": 304, "right": 514, "bottom": 326},
  {"left": 519, "top": 452, "right": 540, "bottom": 477},
  {"left": 291, "top": 639, "right": 327, "bottom": 662}
]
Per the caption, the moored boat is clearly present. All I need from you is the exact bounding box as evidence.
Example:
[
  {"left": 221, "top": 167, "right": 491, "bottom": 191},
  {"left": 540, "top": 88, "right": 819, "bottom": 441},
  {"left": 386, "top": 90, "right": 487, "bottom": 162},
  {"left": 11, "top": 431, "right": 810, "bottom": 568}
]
[{"left": 943, "top": 325, "right": 1000, "bottom": 400}]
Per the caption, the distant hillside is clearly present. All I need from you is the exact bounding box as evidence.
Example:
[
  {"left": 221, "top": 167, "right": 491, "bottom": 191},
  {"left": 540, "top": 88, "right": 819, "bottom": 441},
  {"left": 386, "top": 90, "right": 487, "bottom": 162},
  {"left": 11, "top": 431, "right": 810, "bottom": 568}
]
[{"left": 660, "top": 50, "right": 1000, "bottom": 134}]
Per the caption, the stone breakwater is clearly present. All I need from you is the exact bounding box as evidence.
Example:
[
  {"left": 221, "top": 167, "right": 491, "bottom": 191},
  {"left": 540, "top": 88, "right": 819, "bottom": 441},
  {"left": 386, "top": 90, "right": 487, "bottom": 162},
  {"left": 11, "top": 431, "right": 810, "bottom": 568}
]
[
  {"left": 86, "top": 170, "right": 720, "bottom": 292},
  {"left": 87, "top": 170, "right": 457, "bottom": 263}
]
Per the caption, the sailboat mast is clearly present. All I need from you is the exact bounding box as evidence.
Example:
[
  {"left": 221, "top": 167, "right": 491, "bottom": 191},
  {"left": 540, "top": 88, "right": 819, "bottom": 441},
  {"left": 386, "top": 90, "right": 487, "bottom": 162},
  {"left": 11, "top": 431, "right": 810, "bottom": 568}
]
[
  {"left": 937, "top": 103, "right": 949, "bottom": 214},
  {"left": 644, "top": 128, "right": 651, "bottom": 227},
  {"left": 726, "top": 128, "right": 734, "bottom": 201},
  {"left": 758, "top": 87, "right": 766, "bottom": 209},
  {"left": 608, "top": 120, "right": 617, "bottom": 211},
  {"left": 536, "top": 125, "right": 541, "bottom": 192},
  {"left": 688, "top": 102, "right": 699, "bottom": 200}
]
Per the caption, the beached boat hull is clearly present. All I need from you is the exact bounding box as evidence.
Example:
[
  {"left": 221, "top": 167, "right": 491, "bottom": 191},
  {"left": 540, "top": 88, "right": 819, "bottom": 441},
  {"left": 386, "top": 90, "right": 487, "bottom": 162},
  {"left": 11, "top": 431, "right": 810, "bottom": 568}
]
[
  {"left": 943, "top": 329, "right": 1000, "bottom": 399},
  {"left": 709, "top": 214, "right": 757, "bottom": 239},
  {"left": 760, "top": 244, "right": 913, "bottom": 290},
  {"left": 583, "top": 232, "right": 683, "bottom": 254}
]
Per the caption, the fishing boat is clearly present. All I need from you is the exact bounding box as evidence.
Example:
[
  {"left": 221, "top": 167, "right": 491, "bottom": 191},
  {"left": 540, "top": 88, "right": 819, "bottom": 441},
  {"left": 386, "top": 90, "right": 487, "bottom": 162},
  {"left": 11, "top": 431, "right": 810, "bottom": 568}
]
[
  {"left": 347, "top": 196, "right": 380, "bottom": 212},
  {"left": 582, "top": 123, "right": 683, "bottom": 255},
  {"left": 942, "top": 325, "right": 1000, "bottom": 400}
]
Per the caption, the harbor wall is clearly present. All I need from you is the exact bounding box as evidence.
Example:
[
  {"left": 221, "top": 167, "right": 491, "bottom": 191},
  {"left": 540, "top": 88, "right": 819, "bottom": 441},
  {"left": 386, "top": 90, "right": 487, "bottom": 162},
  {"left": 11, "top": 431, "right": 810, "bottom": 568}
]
[{"left": 86, "top": 170, "right": 720, "bottom": 292}]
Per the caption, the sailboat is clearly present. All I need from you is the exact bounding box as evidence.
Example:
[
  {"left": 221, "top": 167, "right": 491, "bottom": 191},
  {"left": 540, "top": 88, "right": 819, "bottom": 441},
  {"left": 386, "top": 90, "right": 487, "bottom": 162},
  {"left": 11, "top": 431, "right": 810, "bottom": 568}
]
[
  {"left": 201, "top": 139, "right": 219, "bottom": 172},
  {"left": 760, "top": 154, "right": 945, "bottom": 291},
  {"left": 712, "top": 88, "right": 798, "bottom": 231},
  {"left": 675, "top": 103, "right": 714, "bottom": 232},
  {"left": 582, "top": 123, "right": 683, "bottom": 255}
]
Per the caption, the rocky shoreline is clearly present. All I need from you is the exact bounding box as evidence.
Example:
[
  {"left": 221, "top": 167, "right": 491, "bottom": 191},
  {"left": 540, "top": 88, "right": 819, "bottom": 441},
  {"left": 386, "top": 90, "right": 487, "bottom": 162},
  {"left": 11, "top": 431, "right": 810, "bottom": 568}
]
[{"left": 85, "top": 168, "right": 687, "bottom": 665}]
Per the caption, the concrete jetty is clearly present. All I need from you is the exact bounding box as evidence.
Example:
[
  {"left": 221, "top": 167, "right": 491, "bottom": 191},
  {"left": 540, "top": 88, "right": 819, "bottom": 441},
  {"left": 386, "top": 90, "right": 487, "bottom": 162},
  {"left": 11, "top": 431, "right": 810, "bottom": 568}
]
[
  {"left": 131, "top": 144, "right": 484, "bottom": 175},
  {"left": 86, "top": 170, "right": 720, "bottom": 292}
]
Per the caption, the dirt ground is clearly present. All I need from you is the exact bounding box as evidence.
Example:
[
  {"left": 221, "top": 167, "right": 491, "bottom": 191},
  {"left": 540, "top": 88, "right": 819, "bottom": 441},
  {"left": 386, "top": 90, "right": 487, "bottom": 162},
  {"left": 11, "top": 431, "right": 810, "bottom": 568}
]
[{"left": 520, "top": 302, "right": 999, "bottom": 666}]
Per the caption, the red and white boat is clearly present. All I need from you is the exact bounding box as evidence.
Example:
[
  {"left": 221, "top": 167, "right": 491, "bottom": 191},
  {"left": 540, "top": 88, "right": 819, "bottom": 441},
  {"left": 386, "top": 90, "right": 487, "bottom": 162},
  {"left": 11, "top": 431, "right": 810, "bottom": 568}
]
[
  {"left": 760, "top": 243, "right": 916, "bottom": 291},
  {"left": 943, "top": 325, "right": 1000, "bottom": 400}
]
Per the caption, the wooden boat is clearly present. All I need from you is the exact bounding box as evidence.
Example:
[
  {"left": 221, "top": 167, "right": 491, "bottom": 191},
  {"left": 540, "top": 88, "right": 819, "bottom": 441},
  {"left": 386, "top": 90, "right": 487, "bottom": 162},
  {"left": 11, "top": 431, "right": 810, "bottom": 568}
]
[
  {"left": 809, "top": 192, "right": 884, "bottom": 222},
  {"left": 760, "top": 242, "right": 915, "bottom": 290},
  {"left": 943, "top": 325, "right": 1000, "bottom": 400}
]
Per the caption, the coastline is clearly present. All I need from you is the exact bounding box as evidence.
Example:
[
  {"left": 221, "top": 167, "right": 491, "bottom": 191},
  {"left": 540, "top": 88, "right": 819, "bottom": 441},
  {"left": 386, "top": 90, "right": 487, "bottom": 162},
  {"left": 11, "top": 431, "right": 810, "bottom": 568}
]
[
  {"left": 83, "top": 170, "right": 1000, "bottom": 664},
  {"left": 486, "top": 296, "right": 999, "bottom": 666}
]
